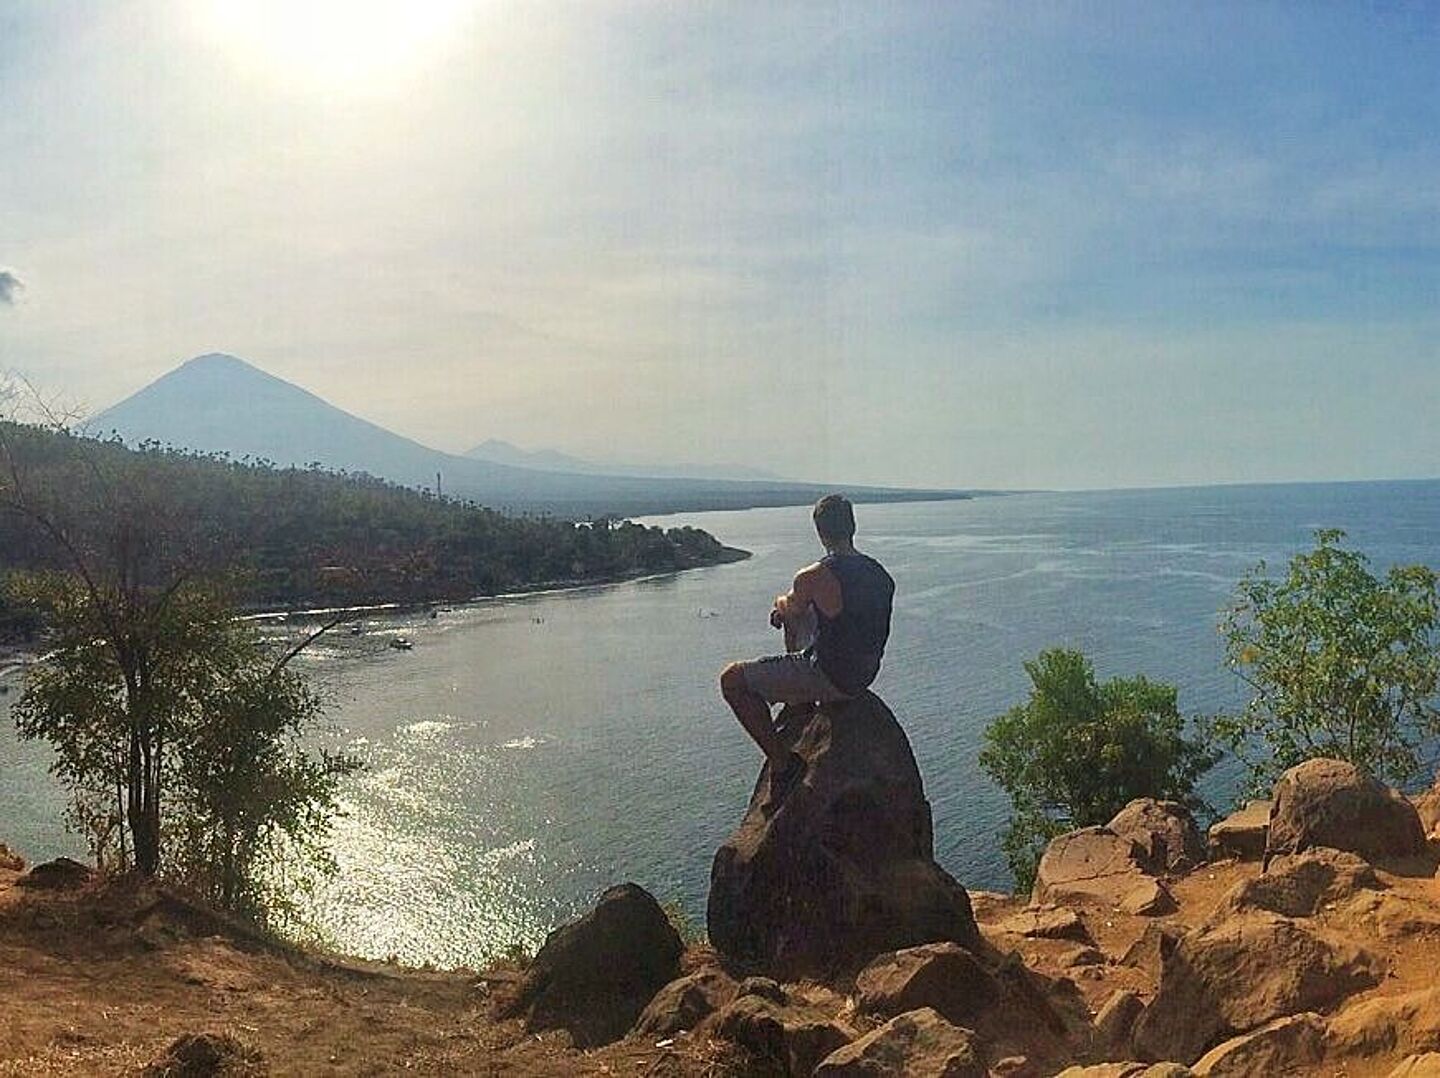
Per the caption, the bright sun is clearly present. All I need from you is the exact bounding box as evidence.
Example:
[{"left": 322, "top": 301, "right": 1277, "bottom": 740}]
[{"left": 201, "top": 0, "right": 470, "bottom": 92}]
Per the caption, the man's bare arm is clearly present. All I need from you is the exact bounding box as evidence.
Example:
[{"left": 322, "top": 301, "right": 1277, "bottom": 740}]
[{"left": 770, "top": 563, "right": 830, "bottom": 626}]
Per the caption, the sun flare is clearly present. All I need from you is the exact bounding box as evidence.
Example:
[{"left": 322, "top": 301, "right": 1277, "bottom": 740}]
[{"left": 201, "top": 0, "right": 470, "bottom": 91}]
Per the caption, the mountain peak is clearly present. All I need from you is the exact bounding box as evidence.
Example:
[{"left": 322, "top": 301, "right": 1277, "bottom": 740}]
[{"left": 181, "top": 352, "right": 248, "bottom": 368}]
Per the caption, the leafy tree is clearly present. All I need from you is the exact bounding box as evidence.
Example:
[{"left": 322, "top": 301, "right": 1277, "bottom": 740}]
[
  {"left": 1, "top": 395, "right": 356, "bottom": 919},
  {"left": 1212, "top": 528, "right": 1440, "bottom": 794},
  {"left": 979, "top": 648, "right": 1218, "bottom": 891}
]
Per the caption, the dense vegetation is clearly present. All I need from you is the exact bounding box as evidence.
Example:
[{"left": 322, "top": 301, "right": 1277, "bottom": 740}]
[
  {"left": 979, "top": 648, "right": 1218, "bottom": 891},
  {"left": 0, "top": 419, "right": 746, "bottom": 627}
]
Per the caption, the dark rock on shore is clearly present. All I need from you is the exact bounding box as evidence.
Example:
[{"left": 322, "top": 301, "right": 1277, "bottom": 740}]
[
  {"left": 707, "top": 692, "right": 979, "bottom": 976},
  {"left": 503, "top": 882, "right": 682, "bottom": 1047}
]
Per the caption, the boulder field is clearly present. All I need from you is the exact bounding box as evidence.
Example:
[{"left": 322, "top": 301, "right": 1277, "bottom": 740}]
[{"left": 7, "top": 702, "right": 1440, "bottom": 1075}]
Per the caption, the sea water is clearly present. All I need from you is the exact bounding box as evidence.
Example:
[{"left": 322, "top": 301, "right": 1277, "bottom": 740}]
[{"left": 3, "top": 480, "right": 1438, "bottom": 967}]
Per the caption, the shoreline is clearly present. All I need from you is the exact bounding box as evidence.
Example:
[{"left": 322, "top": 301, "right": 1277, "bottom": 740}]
[{"left": 0, "top": 545, "right": 752, "bottom": 682}]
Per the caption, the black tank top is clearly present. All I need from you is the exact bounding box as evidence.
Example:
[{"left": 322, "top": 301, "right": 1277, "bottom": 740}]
[{"left": 809, "top": 551, "right": 895, "bottom": 696}]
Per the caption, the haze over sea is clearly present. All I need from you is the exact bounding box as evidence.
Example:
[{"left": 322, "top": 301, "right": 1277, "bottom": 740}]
[{"left": 4, "top": 479, "right": 1439, "bottom": 968}]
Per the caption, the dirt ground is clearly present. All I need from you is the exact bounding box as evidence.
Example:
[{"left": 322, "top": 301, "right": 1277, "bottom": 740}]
[{"left": 5, "top": 846, "right": 1440, "bottom": 1076}]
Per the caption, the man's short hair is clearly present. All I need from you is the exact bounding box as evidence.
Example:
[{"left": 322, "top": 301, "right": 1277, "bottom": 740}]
[{"left": 812, "top": 494, "right": 856, "bottom": 545}]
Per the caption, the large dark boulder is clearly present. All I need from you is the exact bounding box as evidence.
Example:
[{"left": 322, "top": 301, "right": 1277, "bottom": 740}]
[
  {"left": 1265, "top": 758, "right": 1427, "bottom": 864},
  {"left": 504, "top": 883, "right": 683, "bottom": 1047},
  {"left": 707, "top": 693, "right": 979, "bottom": 976}
]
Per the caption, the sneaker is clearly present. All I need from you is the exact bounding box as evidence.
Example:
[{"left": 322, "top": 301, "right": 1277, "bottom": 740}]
[
  {"left": 762, "top": 752, "right": 807, "bottom": 817},
  {"left": 773, "top": 702, "right": 816, "bottom": 740}
]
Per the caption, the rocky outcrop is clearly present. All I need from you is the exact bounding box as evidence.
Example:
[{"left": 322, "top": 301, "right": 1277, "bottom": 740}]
[
  {"left": 814, "top": 1007, "right": 986, "bottom": 1077},
  {"left": 504, "top": 883, "right": 682, "bottom": 1046},
  {"left": 711, "top": 981, "right": 856, "bottom": 1076},
  {"left": 632, "top": 967, "right": 737, "bottom": 1037},
  {"left": 995, "top": 905, "right": 1090, "bottom": 942},
  {"left": 1209, "top": 847, "right": 1381, "bottom": 921},
  {"left": 1207, "top": 801, "right": 1270, "bottom": 861},
  {"left": 1190, "top": 1012, "right": 1326, "bottom": 1077},
  {"left": 707, "top": 693, "right": 979, "bottom": 975},
  {"left": 0, "top": 843, "right": 23, "bottom": 872},
  {"left": 1265, "top": 758, "right": 1427, "bottom": 863},
  {"left": 1107, "top": 800, "right": 1206, "bottom": 874},
  {"left": 1031, "top": 828, "right": 1175, "bottom": 914},
  {"left": 1055, "top": 1065, "right": 1193, "bottom": 1077},
  {"left": 1132, "top": 912, "right": 1382, "bottom": 1064},
  {"left": 854, "top": 942, "right": 1084, "bottom": 1066}
]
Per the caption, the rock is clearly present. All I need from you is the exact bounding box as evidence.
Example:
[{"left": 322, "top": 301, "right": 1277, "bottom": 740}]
[
  {"left": 856, "top": 942, "right": 998, "bottom": 1026},
  {"left": 990, "top": 1057, "right": 1040, "bottom": 1077},
  {"left": 0, "top": 844, "right": 23, "bottom": 872},
  {"left": 708, "top": 693, "right": 979, "bottom": 974},
  {"left": 712, "top": 992, "right": 856, "bottom": 1076},
  {"left": 1207, "top": 801, "right": 1271, "bottom": 862},
  {"left": 995, "top": 905, "right": 1091, "bottom": 942},
  {"left": 142, "top": 1031, "right": 261, "bottom": 1076},
  {"left": 1107, "top": 799, "right": 1207, "bottom": 874},
  {"left": 1266, "top": 758, "right": 1427, "bottom": 863},
  {"left": 854, "top": 942, "right": 1082, "bottom": 1065},
  {"left": 1120, "top": 878, "right": 1177, "bottom": 917},
  {"left": 633, "top": 967, "right": 736, "bottom": 1037},
  {"left": 1031, "top": 827, "right": 1159, "bottom": 909},
  {"left": 966, "top": 890, "right": 1014, "bottom": 922},
  {"left": 1120, "top": 923, "right": 1185, "bottom": 982},
  {"left": 813, "top": 1007, "right": 985, "bottom": 1077},
  {"left": 1343, "top": 891, "right": 1440, "bottom": 938},
  {"left": 1095, "top": 990, "right": 1145, "bottom": 1050},
  {"left": 737, "top": 976, "right": 787, "bottom": 1004},
  {"left": 1416, "top": 784, "right": 1440, "bottom": 837},
  {"left": 1326, "top": 986, "right": 1440, "bottom": 1059},
  {"left": 1132, "top": 912, "right": 1382, "bottom": 1064},
  {"left": 1391, "top": 1054, "right": 1440, "bottom": 1077},
  {"left": 1055, "top": 1066, "right": 1193, "bottom": 1077},
  {"left": 1209, "top": 847, "right": 1382, "bottom": 921},
  {"left": 504, "top": 883, "right": 683, "bottom": 1047},
  {"left": 16, "top": 856, "right": 92, "bottom": 890},
  {"left": 1190, "top": 1012, "right": 1325, "bottom": 1076}
]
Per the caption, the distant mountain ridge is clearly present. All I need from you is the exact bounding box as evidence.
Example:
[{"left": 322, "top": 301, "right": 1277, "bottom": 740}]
[
  {"left": 464, "top": 438, "right": 784, "bottom": 482},
  {"left": 90, "top": 354, "right": 969, "bottom": 516}
]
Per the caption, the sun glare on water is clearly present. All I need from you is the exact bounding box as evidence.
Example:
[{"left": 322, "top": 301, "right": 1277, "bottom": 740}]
[{"left": 200, "top": 0, "right": 471, "bottom": 92}]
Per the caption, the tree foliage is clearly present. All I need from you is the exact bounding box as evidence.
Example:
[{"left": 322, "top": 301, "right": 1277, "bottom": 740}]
[
  {"left": 979, "top": 648, "right": 1218, "bottom": 891},
  {"left": 9, "top": 572, "right": 357, "bottom": 918},
  {"left": 0, "top": 418, "right": 743, "bottom": 613},
  {"left": 1212, "top": 528, "right": 1440, "bottom": 794}
]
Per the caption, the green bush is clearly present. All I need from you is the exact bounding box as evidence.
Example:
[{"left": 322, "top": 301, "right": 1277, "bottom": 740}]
[
  {"left": 1212, "top": 528, "right": 1440, "bottom": 794},
  {"left": 980, "top": 648, "right": 1217, "bottom": 892}
]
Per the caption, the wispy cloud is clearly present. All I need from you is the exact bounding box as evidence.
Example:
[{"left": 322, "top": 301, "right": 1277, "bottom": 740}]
[{"left": 0, "top": 269, "right": 23, "bottom": 306}]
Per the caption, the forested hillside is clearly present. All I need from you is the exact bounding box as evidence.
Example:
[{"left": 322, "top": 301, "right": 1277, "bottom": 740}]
[{"left": 0, "top": 420, "right": 746, "bottom": 630}]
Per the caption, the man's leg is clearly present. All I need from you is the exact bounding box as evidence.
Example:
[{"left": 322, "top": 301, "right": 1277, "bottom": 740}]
[{"left": 720, "top": 662, "right": 787, "bottom": 766}]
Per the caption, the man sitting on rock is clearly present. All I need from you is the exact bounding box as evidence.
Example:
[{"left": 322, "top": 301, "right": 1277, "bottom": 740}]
[{"left": 720, "top": 494, "right": 895, "bottom": 811}]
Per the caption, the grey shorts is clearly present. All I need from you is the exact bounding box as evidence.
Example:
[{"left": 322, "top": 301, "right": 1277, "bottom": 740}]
[{"left": 740, "top": 652, "right": 851, "bottom": 706}]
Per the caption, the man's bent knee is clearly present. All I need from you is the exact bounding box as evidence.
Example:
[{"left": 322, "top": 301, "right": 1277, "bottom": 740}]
[{"left": 720, "top": 662, "right": 750, "bottom": 700}]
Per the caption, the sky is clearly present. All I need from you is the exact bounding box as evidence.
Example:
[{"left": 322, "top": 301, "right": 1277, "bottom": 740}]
[{"left": 1, "top": 1, "right": 1437, "bottom": 490}]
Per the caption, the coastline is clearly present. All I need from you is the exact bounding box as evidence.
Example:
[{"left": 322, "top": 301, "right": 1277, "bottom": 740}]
[{"left": 0, "top": 544, "right": 752, "bottom": 681}]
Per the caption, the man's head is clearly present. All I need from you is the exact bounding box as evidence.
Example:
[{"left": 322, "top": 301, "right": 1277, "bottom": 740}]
[{"left": 812, "top": 494, "right": 856, "bottom": 550}]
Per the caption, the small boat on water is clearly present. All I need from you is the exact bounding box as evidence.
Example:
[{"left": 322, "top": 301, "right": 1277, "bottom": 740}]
[{"left": 390, "top": 636, "right": 413, "bottom": 651}]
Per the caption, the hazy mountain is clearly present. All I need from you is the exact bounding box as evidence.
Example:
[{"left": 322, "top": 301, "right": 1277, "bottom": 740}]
[
  {"left": 90, "top": 354, "right": 967, "bottom": 516},
  {"left": 464, "top": 438, "right": 784, "bottom": 482}
]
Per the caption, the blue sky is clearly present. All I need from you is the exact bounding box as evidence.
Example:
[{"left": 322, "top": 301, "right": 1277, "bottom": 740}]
[{"left": 1, "top": 2, "right": 1437, "bottom": 488}]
